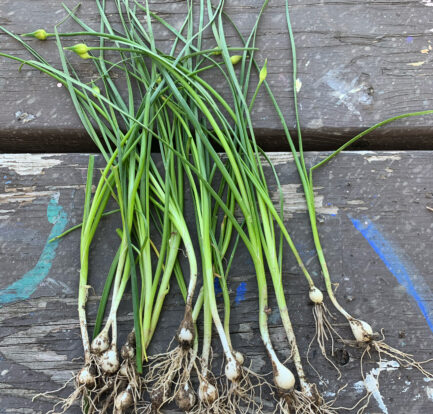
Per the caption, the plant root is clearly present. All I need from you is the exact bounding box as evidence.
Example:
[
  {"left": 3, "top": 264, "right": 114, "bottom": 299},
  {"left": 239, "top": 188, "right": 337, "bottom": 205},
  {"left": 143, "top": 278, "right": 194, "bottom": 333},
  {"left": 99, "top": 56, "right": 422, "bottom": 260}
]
[
  {"left": 335, "top": 330, "right": 433, "bottom": 414},
  {"left": 104, "top": 334, "right": 142, "bottom": 414},
  {"left": 189, "top": 375, "right": 229, "bottom": 414},
  {"left": 33, "top": 361, "right": 100, "bottom": 414},
  {"left": 275, "top": 385, "right": 338, "bottom": 414},
  {"left": 308, "top": 303, "right": 343, "bottom": 379},
  {"left": 343, "top": 330, "right": 433, "bottom": 378},
  {"left": 223, "top": 364, "right": 271, "bottom": 414},
  {"left": 145, "top": 344, "right": 195, "bottom": 412}
]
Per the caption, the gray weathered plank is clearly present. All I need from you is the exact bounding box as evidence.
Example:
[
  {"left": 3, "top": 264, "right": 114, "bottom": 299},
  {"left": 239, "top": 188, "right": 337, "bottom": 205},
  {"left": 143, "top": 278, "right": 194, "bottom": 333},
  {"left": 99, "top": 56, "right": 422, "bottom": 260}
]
[
  {"left": 1, "top": 152, "right": 433, "bottom": 413},
  {"left": 2, "top": 1, "right": 433, "bottom": 151}
]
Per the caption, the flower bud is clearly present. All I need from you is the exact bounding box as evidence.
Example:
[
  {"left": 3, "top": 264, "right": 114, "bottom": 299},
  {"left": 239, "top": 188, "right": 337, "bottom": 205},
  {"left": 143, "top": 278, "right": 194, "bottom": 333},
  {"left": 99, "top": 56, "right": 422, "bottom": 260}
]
[
  {"left": 34, "top": 29, "right": 48, "bottom": 40},
  {"left": 22, "top": 29, "right": 48, "bottom": 40},
  {"left": 66, "top": 43, "right": 91, "bottom": 59},
  {"left": 230, "top": 55, "right": 242, "bottom": 65},
  {"left": 92, "top": 85, "right": 100, "bottom": 97},
  {"left": 259, "top": 59, "right": 267, "bottom": 83}
]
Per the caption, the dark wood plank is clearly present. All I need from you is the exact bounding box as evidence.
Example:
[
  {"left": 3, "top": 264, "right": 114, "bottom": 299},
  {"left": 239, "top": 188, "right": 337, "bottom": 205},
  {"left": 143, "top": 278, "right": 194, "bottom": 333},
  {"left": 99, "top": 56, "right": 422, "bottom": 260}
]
[
  {"left": 1, "top": 152, "right": 433, "bottom": 413},
  {"left": 2, "top": 1, "right": 433, "bottom": 151}
]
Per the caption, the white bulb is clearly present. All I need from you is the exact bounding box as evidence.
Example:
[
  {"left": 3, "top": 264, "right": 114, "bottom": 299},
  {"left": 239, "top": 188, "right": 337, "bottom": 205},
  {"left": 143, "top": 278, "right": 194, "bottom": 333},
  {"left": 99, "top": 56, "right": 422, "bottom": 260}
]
[
  {"left": 274, "top": 362, "right": 295, "bottom": 391},
  {"left": 77, "top": 366, "right": 95, "bottom": 386},
  {"left": 178, "top": 328, "right": 193, "bottom": 343},
  {"left": 309, "top": 286, "right": 323, "bottom": 304},
  {"left": 114, "top": 388, "right": 133, "bottom": 410},
  {"left": 198, "top": 380, "right": 218, "bottom": 404},
  {"left": 175, "top": 383, "right": 196, "bottom": 411},
  {"left": 99, "top": 344, "right": 120, "bottom": 374},
  {"left": 119, "top": 362, "right": 128, "bottom": 377},
  {"left": 235, "top": 351, "right": 244, "bottom": 365},
  {"left": 91, "top": 331, "right": 110, "bottom": 354},
  {"left": 225, "top": 357, "right": 240, "bottom": 381},
  {"left": 349, "top": 319, "right": 373, "bottom": 342}
]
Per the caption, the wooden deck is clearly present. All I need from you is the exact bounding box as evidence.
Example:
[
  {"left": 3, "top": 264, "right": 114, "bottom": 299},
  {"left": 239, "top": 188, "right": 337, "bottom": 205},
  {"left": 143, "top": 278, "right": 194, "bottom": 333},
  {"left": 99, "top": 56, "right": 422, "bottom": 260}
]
[
  {"left": 2, "top": 0, "right": 433, "bottom": 151},
  {"left": 1, "top": 0, "right": 433, "bottom": 412},
  {"left": 1, "top": 152, "right": 433, "bottom": 413}
]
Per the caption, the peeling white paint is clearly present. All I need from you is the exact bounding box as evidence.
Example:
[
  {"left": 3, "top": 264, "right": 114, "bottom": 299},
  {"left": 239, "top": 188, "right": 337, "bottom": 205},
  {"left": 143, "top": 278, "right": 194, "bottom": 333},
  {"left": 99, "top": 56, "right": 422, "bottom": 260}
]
[
  {"left": 0, "top": 190, "right": 58, "bottom": 205},
  {"left": 347, "top": 200, "right": 365, "bottom": 205},
  {"left": 353, "top": 360, "right": 400, "bottom": 414},
  {"left": 41, "top": 277, "right": 73, "bottom": 294},
  {"left": 365, "top": 155, "right": 401, "bottom": 163},
  {"left": 422, "top": 0, "right": 433, "bottom": 6},
  {"left": 266, "top": 153, "right": 294, "bottom": 166},
  {"left": 407, "top": 61, "right": 426, "bottom": 67},
  {"left": 271, "top": 183, "right": 338, "bottom": 216},
  {"left": 1, "top": 369, "right": 8, "bottom": 376},
  {"left": 0, "top": 154, "right": 62, "bottom": 175},
  {"left": 0, "top": 321, "right": 79, "bottom": 383}
]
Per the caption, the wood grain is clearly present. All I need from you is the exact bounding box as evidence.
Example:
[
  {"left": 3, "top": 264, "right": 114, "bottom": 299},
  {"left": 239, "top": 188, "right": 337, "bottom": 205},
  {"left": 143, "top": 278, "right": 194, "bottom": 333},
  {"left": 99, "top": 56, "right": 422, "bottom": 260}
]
[
  {"left": 2, "top": 1, "right": 433, "bottom": 151},
  {"left": 1, "top": 152, "right": 433, "bottom": 412}
]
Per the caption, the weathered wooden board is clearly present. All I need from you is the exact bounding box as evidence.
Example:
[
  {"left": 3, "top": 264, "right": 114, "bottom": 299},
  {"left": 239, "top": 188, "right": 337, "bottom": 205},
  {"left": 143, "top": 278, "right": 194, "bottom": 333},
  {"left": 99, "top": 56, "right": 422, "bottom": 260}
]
[
  {"left": 1, "top": 151, "right": 433, "bottom": 413},
  {"left": 2, "top": 1, "right": 433, "bottom": 151}
]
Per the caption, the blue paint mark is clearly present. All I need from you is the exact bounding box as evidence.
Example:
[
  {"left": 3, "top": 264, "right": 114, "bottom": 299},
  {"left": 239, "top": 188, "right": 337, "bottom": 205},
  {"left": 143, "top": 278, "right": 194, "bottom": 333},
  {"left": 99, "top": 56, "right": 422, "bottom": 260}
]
[
  {"left": 350, "top": 217, "right": 433, "bottom": 332},
  {"left": 406, "top": 36, "right": 414, "bottom": 43},
  {"left": 3, "top": 175, "right": 7, "bottom": 179},
  {"left": 235, "top": 282, "right": 247, "bottom": 304},
  {"left": 5, "top": 180, "right": 11, "bottom": 185},
  {"left": 214, "top": 278, "right": 222, "bottom": 295},
  {"left": 0, "top": 196, "right": 68, "bottom": 306}
]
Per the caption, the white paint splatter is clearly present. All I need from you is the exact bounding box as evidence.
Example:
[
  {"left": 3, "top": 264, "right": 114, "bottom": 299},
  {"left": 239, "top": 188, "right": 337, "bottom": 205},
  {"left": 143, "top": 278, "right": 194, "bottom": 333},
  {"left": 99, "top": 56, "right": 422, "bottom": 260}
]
[
  {"left": 422, "top": 0, "right": 433, "bottom": 6},
  {"left": 318, "top": 68, "right": 372, "bottom": 121},
  {"left": 0, "top": 154, "right": 62, "bottom": 175},
  {"left": 426, "top": 386, "right": 433, "bottom": 401},
  {"left": 307, "top": 118, "right": 324, "bottom": 129},
  {"left": 353, "top": 360, "right": 400, "bottom": 414},
  {"left": 424, "top": 377, "right": 433, "bottom": 382},
  {"left": 402, "top": 380, "right": 411, "bottom": 393},
  {"left": 1, "top": 369, "right": 8, "bottom": 376}
]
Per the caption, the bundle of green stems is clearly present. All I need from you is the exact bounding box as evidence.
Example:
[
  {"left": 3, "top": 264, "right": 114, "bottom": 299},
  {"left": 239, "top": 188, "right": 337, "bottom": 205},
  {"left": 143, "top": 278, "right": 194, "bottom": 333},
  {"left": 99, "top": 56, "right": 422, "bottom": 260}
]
[{"left": 2, "top": 1, "right": 433, "bottom": 413}]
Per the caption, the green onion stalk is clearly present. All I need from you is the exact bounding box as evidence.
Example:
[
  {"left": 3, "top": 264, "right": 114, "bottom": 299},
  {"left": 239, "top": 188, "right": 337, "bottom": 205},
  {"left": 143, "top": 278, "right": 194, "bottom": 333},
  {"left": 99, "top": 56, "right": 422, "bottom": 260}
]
[
  {"left": 281, "top": 0, "right": 433, "bottom": 386},
  {"left": 2, "top": 7, "right": 320, "bottom": 411},
  {"left": 122, "top": 8, "right": 325, "bottom": 410},
  {"left": 144, "top": 116, "right": 201, "bottom": 413},
  {"left": 1, "top": 11, "right": 202, "bottom": 413},
  {"left": 202, "top": 3, "right": 339, "bottom": 412}
]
